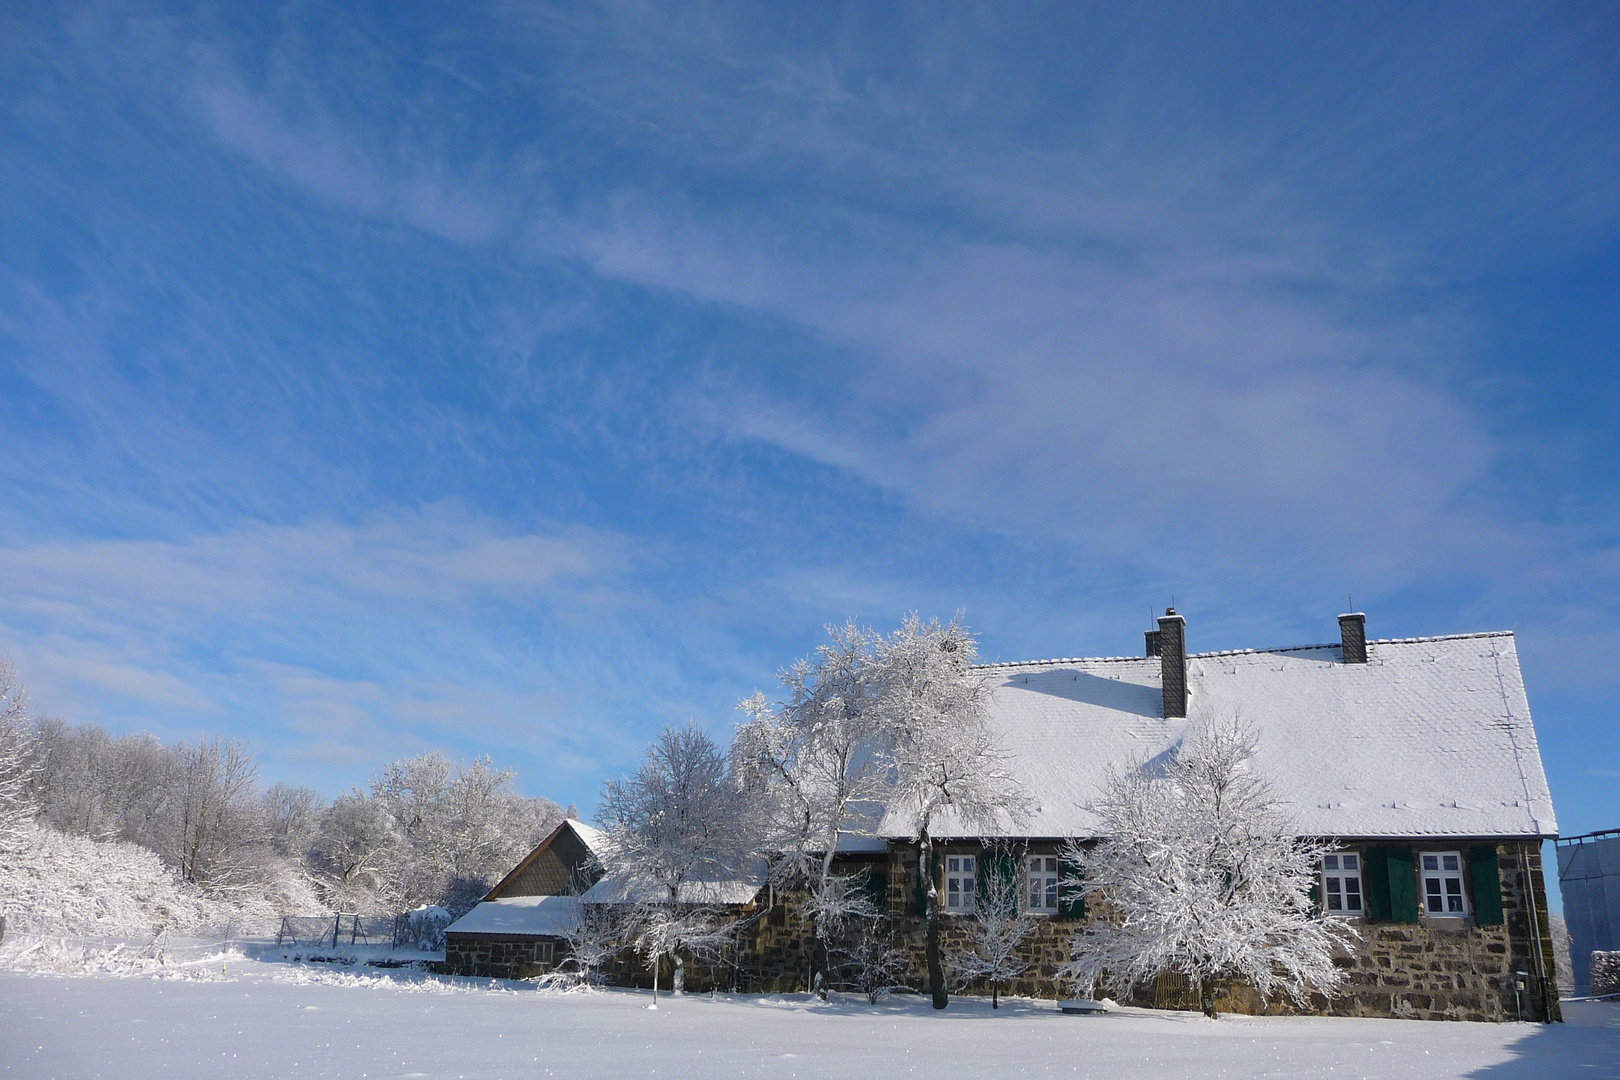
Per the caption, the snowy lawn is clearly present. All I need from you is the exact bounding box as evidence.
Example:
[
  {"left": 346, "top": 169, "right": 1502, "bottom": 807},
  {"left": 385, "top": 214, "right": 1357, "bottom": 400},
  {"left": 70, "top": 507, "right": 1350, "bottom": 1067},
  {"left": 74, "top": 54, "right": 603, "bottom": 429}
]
[{"left": 2, "top": 955, "right": 1616, "bottom": 1080}]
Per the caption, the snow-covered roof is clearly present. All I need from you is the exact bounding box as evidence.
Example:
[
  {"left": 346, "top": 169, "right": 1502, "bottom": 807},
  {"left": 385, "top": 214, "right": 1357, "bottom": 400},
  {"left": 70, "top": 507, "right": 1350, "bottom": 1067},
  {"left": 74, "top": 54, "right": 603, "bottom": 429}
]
[
  {"left": 445, "top": 895, "right": 580, "bottom": 938},
  {"left": 565, "top": 819, "right": 610, "bottom": 858},
  {"left": 834, "top": 833, "right": 890, "bottom": 854},
  {"left": 883, "top": 632, "right": 1556, "bottom": 842},
  {"left": 578, "top": 863, "right": 767, "bottom": 907}
]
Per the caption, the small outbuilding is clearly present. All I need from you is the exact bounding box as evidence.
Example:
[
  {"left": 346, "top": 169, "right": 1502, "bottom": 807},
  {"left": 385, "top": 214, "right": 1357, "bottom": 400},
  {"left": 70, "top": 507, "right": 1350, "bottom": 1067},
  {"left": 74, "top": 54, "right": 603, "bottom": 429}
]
[{"left": 442, "top": 818, "right": 607, "bottom": 979}]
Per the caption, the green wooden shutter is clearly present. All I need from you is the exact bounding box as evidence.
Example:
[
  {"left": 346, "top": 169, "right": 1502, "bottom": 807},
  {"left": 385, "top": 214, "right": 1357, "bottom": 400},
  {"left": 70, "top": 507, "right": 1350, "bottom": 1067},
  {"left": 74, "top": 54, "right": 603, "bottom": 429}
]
[
  {"left": 1385, "top": 848, "right": 1419, "bottom": 923},
  {"left": 860, "top": 864, "right": 888, "bottom": 911},
  {"left": 1365, "top": 847, "right": 1419, "bottom": 923},
  {"left": 977, "top": 850, "right": 1017, "bottom": 917},
  {"left": 1364, "top": 848, "right": 1390, "bottom": 922},
  {"left": 1058, "top": 856, "right": 1086, "bottom": 919},
  {"left": 1469, "top": 845, "right": 1505, "bottom": 925}
]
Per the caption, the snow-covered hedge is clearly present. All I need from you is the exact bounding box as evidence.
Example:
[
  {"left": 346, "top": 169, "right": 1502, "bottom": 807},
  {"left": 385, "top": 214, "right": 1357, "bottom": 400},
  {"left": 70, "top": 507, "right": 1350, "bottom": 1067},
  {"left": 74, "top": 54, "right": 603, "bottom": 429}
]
[
  {"left": 1593, "top": 951, "right": 1620, "bottom": 997},
  {"left": 0, "top": 822, "right": 308, "bottom": 939}
]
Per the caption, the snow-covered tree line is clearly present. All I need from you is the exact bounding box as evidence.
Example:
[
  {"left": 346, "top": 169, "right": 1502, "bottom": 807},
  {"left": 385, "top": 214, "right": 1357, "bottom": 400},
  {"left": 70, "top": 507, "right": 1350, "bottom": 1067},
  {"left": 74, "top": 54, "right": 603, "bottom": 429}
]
[{"left": 0, "top": 660, "right": 566, "bottom": 934}]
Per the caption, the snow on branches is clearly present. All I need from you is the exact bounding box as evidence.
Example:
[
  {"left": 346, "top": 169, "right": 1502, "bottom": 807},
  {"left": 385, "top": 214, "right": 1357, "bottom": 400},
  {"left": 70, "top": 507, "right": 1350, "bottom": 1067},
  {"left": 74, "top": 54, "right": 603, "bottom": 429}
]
[
  {"left": 879, "top": 613, "right": 1029, "bottom": 1009},
  {"left": 947, "top": 847, "right": 1036, "bottom": 1009},
  {"left": 737, "top": 613, "right": 1028, "bottom": 1009},
  {"left": 734, "top": 621, "right": 889, "bottom": 942},
  {"left": 0, "top": 660, "right": 37, "bottom": 852},
  {"left": 1060, "top": 712, "right": 1356, "bottom": 1016},
  {"left": 598, "top": 723, "right": 757, "bottom": 1001}
]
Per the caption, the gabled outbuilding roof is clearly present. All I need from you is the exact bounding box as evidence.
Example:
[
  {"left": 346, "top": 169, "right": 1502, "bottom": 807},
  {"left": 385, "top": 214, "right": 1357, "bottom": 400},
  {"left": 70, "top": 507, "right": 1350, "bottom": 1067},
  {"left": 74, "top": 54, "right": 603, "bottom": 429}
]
[
  {"left": 884, "top": 631, "right": 1556, "bottom": 842},
  {"left": 484, "top": 818, "right": 611, "bottom": 900}
]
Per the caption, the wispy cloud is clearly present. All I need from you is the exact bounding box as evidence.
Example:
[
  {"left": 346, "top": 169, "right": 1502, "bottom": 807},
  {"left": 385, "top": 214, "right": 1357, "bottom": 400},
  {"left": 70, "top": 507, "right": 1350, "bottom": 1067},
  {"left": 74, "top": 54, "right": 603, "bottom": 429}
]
[
  {"left": 0, "top": 505, "right": 649, "bottom": 794},
  {"left": 2, "top": 0, "right": 1615, "bottom": 824}
]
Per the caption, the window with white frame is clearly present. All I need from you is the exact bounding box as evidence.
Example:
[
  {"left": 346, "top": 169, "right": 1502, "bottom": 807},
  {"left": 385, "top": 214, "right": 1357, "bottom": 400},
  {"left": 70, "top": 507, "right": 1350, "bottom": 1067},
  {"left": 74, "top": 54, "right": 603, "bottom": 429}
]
[
  {"left": 944, "top": 855, "right": 976, "bottom": 913},
  {"left": 1421, "top": 852, "right": 1468, "bottom": 916},
  {"left": 1027, "top": 855, "right": 1060, "bottom": 913},
  {"left": 1321, "top": 852, "right": 1363, "bottom": 914}
]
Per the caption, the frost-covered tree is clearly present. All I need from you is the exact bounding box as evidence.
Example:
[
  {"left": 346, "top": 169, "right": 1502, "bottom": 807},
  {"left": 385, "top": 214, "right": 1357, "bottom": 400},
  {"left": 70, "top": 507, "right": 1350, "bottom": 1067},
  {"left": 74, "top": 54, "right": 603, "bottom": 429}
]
[
  {"left": 877, "top": 613, "right": 1028, "bottom": 1010},
  {"left": 262, "top": 783, "right": 325, "bottom": 860},
  {"left": 948, "top": 847, "right": 1036, "bottom": 1008},
  {"left": 544, "top": 868, "right": 628, "bottom": 990},
  {"left": 165, "top": 737, "right": 266, "bottom": 897},
  {"left": 370, "top": 752, "right": 565, "bottom": 913},
  {"left": 0, "top": 660, "right": 38, "bottom": 852},
  {"left": 310, "top": 793, "right": 404, "bottom": 911},
  {"left": 735, "top": 621, "right": 891, "bottom": 985},
  {"left": 1060, "top": 713, "right": 1356, "bottom": 1017},
  {"left": 599, "top": 724, "right": 756, "bottom": 1002},
  {"left": 30, "top": 722, "right": 183, "bottom": 849},
  {"left": 829, "top": 917, "right": 912, "bottom": 1003}
]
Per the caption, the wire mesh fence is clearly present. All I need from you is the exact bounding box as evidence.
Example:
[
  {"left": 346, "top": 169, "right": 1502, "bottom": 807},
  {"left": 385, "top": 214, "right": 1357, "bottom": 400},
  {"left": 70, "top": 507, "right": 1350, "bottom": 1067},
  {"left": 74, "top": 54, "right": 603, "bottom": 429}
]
[{"left": 276, "top": 913, "right": 407, "bottom": 949}]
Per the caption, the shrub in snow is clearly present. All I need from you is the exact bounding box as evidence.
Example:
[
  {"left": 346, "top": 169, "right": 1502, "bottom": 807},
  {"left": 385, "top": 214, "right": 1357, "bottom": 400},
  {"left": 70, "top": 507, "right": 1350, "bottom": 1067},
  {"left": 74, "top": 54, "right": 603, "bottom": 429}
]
[
  {"left": 406, "top": 905, "right": 452, "bottom": 951},
  {"left": 0, "top": 934, "right": 242, "bottom": 979},
  {"left": 827, "top": 917, "right": 912, "bottom": 1003},
  {"left": 1593, "top": 952, "right": 1620, "bottom": 997},
  {"left": 1060, "top": 713, "right": 1356, "bottom": 1017}
]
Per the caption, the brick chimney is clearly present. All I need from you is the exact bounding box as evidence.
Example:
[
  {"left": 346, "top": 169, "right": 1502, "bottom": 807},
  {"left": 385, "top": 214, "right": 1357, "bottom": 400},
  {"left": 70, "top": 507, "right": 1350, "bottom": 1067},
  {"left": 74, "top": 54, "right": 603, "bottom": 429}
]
[
  {"left": 1339, "top": 612, "right": 1367, "bottom": 664},
  {"left": 1158, "top": 608, "right": 1187, "bottom": 717},
  {"left": 1144, "top": 629, "right": 1162, "bottom": 657}
]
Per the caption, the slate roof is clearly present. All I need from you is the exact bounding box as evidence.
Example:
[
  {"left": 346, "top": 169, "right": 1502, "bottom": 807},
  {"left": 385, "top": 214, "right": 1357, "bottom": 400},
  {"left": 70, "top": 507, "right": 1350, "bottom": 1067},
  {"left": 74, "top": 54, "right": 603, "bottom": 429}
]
[{"left": 884, "top": 631, "right": 1556, "bottom": 842}]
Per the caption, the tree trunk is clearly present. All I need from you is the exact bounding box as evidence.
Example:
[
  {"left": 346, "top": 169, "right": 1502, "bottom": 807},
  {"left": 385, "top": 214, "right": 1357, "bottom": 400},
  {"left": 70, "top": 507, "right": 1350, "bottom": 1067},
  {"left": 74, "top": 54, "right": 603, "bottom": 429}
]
[
  {"left": 651, "top": 955, "right": 660, "bottom": 1004},
  {"left": 673, "top": 955, "right": 685, "bottom": 995},
  {"left": 922, "top": 832, "right": 947, "bottom": 1010},
  {"left": 1198, "top": 977, "right": 1216, "bottom": 1019},
  {"left": 992, "top": 979, "right": 999, "bottom": 1009}
]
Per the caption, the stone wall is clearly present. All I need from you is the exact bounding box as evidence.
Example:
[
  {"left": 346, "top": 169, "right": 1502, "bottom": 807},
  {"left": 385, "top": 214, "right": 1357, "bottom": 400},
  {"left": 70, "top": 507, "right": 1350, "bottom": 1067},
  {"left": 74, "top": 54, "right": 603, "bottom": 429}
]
[
  {"left": 446, "top": 840, "right": 1563, "bottom": 1022},
  {"left": 444, "top": 934, "right": 556, "bottom": 979},
  {"left": 751, "top": 840, "right": 1563, "bottom": 1021}
]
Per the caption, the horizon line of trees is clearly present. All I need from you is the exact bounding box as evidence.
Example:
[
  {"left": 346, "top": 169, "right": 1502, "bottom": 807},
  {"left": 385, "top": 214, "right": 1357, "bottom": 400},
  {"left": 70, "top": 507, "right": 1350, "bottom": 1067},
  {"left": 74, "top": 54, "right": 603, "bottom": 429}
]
[{"left": 0, "top": 659, "right": 569, "bottom": 925}]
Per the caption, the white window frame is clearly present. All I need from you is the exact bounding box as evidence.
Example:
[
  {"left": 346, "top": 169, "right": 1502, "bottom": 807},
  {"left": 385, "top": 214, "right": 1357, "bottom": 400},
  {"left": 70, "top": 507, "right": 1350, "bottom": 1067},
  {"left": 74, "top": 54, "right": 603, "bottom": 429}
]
[
  {"left": 1320, "top": 851, "right": 1364, "bottom": 916},
  {"left": 1420, "top": 851, "right": 1469, "bottom": 917},
  {"left": 944, "top": 854, "right": 976, "bottom": 913},
  {"left": 1026, "top": 854, "right": 1060, "bottom": 914}
]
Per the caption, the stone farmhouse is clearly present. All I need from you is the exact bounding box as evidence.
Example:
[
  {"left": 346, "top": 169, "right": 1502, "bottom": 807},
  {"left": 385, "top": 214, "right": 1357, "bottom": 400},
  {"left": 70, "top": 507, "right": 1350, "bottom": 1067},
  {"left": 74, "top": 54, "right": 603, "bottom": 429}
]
[{"left": 445, "top": 610, "right": 1563, "bottom": 1022}]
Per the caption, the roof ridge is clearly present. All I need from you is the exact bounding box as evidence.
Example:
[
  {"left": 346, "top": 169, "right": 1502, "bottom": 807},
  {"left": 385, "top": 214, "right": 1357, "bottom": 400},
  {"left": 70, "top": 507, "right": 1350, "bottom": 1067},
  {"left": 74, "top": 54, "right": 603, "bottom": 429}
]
[
  {"left": 978, "top": 655, "right": 1150, "bottom": 669},
  {"left": 976, "top": 630, "right": 1514, "bottom": 670}
]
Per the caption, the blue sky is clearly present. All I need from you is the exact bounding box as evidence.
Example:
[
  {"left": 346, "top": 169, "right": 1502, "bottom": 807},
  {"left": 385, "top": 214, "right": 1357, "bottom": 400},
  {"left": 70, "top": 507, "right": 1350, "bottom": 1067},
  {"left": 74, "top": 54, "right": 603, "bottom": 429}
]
[{"left": 1, "top": 2, "right": 1617, "bottom": 845}]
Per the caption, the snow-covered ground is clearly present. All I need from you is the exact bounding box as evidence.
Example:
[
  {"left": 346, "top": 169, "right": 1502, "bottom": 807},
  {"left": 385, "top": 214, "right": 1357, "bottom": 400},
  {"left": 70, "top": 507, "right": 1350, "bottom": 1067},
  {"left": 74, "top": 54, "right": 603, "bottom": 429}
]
[{"left": 2, "top": 949, "right": 1616, "bottom": 1080}]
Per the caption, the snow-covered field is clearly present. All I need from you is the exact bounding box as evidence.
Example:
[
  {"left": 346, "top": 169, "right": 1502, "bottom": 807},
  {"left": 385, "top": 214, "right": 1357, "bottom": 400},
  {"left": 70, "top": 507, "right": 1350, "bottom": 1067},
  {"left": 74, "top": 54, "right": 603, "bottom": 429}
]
[{"left": 2, "top": 949, "right": 1616, "bottom": 1080}]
